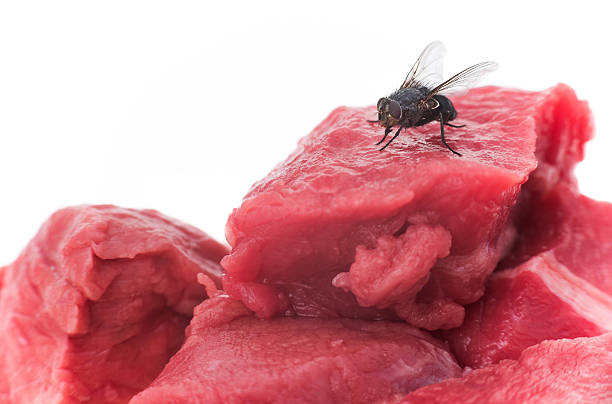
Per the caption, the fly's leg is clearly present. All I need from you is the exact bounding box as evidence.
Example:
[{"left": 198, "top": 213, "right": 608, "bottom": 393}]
[
  {"left": 375, "top": 126, "right": 393, "bottom": 146},
  {"left": 379, "top": 126, "right": 403, "bottom": 151},
  {"left": 444, "top": 122, "right": 466, "bottom": 128},
  {"left": 367, "top": 119, "right": 379, "bottom": 123},
  {"left": 439, "top": 112, "right": 462, "bottom": 156}
]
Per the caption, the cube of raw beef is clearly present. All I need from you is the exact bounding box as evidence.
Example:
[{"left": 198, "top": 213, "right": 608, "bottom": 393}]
[
  {"left": 505, "top": 184, "right": 612, "bottom": 295},
  {"left": 399, "top": 333, "right": 612, "bottom": 404},
  {"left": 130, "top": 292, "right": 462, "bottom": 404},
  {"left": 0, "top": 205, "right": 227, "bottom": 404},
  {"left": 440, "top": 253, "right": 612, "bottom": 368},
  {"left": 440, "top": 186, "right": 612, "bottom": 368},
  {"left": 222, "top": 84, "right": 592, "bottom": 330}
]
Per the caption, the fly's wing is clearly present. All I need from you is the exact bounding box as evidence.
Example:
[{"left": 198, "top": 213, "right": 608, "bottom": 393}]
[
  {"left": 400, "top": 41, "right": 446, "bottom": 90},
  {"left": 425, "top": 61, "right": 499, "bottom": 99}
]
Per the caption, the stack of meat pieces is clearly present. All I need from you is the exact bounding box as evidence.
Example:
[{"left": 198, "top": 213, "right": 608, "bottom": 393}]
[{"left": 1, "top": 84, "right": 610, "bottom": 404}]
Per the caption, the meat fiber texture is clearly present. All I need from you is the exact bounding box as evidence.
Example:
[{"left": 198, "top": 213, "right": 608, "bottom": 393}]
[
  {"left": 399, "top": 333, "right": 612, "bottom": 404},
  {"left": 0, "top": 205, "right": 227, "bottom": 404},
  {"left": 130, "top": 292, "right": 462, "bottom": 404},
  {"left": 440, "top": 185, "right": 612, "bottom": 368},
  {"left": 505, "top": 184, "right": 612, "bottom": 294},
  {"left": 222, "top": 84, "right": 592, "bottom": 330}
]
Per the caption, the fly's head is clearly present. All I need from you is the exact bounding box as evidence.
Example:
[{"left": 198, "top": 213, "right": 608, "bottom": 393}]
[{"left": 376, "top": 97, "right": 402, "bottom": 128}]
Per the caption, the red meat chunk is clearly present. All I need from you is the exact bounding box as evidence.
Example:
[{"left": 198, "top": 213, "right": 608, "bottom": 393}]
[
  {"left": 441, "top": 254, "right": 612, "bottom": 368},
  {"left": 399, "top": 333, "right": 612, "bottom": 404},
  {"left": 130, "top": 292, "right": 462, "bottom": 404},
  {"left": 0, "top": 206, "right": 227, "bottom": 404},
  {"left": 441, "top": 187, "right": 612, "bottom": 368},
  {"left": 222, "top": 84, "right": 592, "bottom": 330},
  {"left": 505, "top": 185, "right": 612, "bottom": 294}
]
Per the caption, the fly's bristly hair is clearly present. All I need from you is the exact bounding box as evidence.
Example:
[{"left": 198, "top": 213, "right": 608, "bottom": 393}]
[{"left": 370, "top": 42, "right": 498, "bottom": 156}]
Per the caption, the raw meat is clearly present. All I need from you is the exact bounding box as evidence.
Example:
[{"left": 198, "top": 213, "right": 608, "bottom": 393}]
[
  {"left": 440, "top": 253, "right": 612, "bottom": 368},
  {"left": 130, "top": 293, "right": 462, "bottom": 404},
  {"left": 441, "top": 187, "right": 612, "bottom": 367},
  {"left": 399, "top": 333, "right": 612, "bottom": 404},
  {"left": 523, "top": 84, "right": 593, "bottom": 196},
  {"left": 0, "top": 205, "right": 227, "bottom": 404},
  {"left": 222, "top": 84, "right": 592, "bottom": 330},
  {"left": 505, "top": 185, "right": 612, "bottom": 294}
]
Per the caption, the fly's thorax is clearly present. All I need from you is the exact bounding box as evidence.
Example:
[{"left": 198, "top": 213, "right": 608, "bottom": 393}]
[
  {"left": 402, "top": 104, "right": 424, "bottom": 127},
  {"left": 390, "top": 87, "right": 428, "bottom": 105},
  {"left": 388, "top": 87, "right": 429, "bottom": 127}
]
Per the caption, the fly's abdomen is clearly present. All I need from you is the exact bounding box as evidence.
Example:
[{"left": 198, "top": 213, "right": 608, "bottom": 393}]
[{"left": 434, "top": 95, "right": 457, "bottom": 122}]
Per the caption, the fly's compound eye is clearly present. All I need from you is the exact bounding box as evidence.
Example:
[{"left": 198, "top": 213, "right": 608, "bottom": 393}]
[{"left": 388, "top": 100, "right": 402, "bottom": 120}]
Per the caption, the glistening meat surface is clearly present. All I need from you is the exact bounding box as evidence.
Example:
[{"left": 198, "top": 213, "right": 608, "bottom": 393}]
[
  {"left": 440, "top": 186, "right": 612, "bottom": 368},
  {"left": 222, "top": 84, "right": 592, "bottom": 330},
  {"left": 130, "top": 293, "right": 462, "bottom": 404},
  {"left": 399, "top": 333, "right": 612, "bottom": 404},
  {"left": 0, "top": 205, "right": 227, "bottom": 404}
]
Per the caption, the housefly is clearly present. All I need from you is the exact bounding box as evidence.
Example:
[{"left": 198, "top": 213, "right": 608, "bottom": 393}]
[{"left": 369, "top": 41, "right": 498, "bottom": 156}]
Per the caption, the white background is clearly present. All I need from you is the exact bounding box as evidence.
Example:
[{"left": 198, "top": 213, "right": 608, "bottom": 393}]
[{"left": 1, "top": 1, "right": 610, "bottom": 266}]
